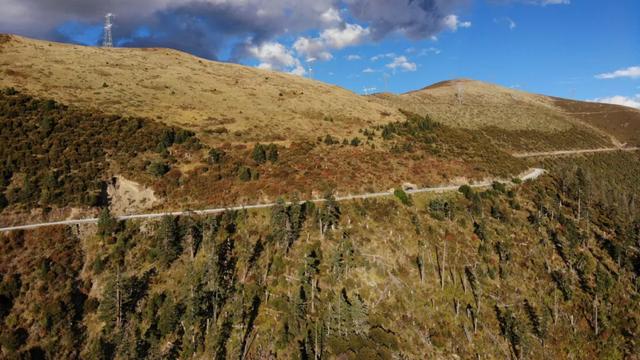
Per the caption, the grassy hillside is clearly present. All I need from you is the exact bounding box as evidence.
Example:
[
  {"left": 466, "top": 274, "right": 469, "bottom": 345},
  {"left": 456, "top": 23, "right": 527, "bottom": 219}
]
[
  {"left": 1, "top": 152, "right": 639, "bottom": 359},
  {"left": 552, "top": 97, "right": 640, "bottom": 146},
  {"left": 0, "top": 34, "right": 404, "bottom": 145},
  {"left": 0, "top": 90, "right": 528, "bottom": 226},
  {"left": 371, "top": 79, "right": 640, "bottom": 151},
  {"left": 2, "top": 35, "right": 637, "bottom": 152}
]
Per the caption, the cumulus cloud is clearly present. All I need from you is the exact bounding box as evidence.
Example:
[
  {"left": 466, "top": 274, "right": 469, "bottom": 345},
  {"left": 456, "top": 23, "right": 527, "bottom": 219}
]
[
  {"left": 591, "top": 95, "right": 640, "bottom": 109},
  {"left": 247, "top": 41, "right": 306, "bottom": 75},
  {"left": 293, "top": 23, "right": 370, "bottom": 62},
  {"left": 442, "top": 15, "right": 472, "bottom": 31},
  {"left": 371, "top": 53, "right": 396, "bottom": 61},
  {"left": 346, "top": 54, "right": 362, "bottom": 61},
  {"left": 344, "top": 0, "right": 470, "bottom": 39},
  {"left": 386, "top": 56, "right": 417, "bottom": 72},
  {"left": 0, "top": 0, "right": 470, "bottom": 73},
  {"left": 596, "top": 66, "right": 640, "bottom": 80}
]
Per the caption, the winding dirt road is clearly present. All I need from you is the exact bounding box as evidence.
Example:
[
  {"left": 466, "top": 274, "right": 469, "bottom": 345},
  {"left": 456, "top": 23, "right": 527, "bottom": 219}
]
[
  {"left": 513, "top": 147, "right": 639, "bottom": 158},
  {"left": 0, "top": 168, "right": 546, "bottom": 232}
]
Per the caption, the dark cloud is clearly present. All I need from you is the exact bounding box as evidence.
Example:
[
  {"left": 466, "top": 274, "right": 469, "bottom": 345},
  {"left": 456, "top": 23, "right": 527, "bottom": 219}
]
[
  {"left": 345, "top": 0, "right": 470, "bottom": 40},
  {"left": 0, "top": 0, "right": 470, "bottom": 63}
]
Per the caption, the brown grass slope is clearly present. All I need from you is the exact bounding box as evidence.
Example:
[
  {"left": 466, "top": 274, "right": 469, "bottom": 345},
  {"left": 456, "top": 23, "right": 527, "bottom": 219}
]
[
  {"left": 1, "top": 35, "right": 637, "bottom": 150},
  {"left": 0, "top": 34, "right": 404, "bottom": 145},
  {"left": 372, "top": 79, "right": 640, "bottom": 149},
  {"left": 552, "top": 97, "right": 640, "bottom": 146}
]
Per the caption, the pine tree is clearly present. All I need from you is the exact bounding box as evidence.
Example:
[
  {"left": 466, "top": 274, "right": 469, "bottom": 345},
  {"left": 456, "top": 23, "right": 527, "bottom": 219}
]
[
  {"left": 156, "top": 216, "right": 182, "bottom": 267},
  {"left": 252, "top": 143, "right": 267, "bottom": 164},
  {"left": 97, "top": 207, "right": 118, "bottom": 237},
  {"left": 266, "top": 144, "right": 279, "bottom": 162}
]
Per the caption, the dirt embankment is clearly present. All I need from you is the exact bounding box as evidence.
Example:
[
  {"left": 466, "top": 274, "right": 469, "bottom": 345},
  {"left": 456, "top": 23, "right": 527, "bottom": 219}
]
[{"left": 107, "top": 176, "right": 159, "bottom": 215}]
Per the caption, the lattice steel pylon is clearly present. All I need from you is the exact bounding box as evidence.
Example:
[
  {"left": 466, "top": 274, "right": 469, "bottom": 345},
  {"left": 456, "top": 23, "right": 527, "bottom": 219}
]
[{"left": 103, "top": 13, "right": 114, "bottom": 47}]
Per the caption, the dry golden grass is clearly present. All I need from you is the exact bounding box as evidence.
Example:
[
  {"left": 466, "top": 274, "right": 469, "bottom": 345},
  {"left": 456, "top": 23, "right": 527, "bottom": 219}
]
[
  {"left": 0, "top": 35, "right": 630, "bottom": 150},
  {"left": 0, "top": 35, "right": 404, "bottom": 145},
  {"left": 371, "top": 79, "right": 596, "bottom": 132}
]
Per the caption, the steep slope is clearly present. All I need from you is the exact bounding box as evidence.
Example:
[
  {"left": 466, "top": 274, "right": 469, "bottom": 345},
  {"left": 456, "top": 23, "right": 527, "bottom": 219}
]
[
  {"left": 2, "top": 35, "right": 638, "bottom": 151},
  {"left": 552, "top": 97, "right": 640, "bottom": 146},
  {"left": 1, "top": 151, "right": 639, "bottom": 359},
  {"left": 371, "top": 79, "right": 640, "bottom": 150},
  {"left": 0, "top": 34, "right": 403, "bottom": 144}
]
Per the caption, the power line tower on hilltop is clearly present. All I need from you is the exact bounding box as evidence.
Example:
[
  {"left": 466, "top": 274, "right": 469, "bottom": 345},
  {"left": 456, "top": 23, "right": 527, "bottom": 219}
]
[{"left": 103, "top": 13, "right": 114, "bottom": 47}]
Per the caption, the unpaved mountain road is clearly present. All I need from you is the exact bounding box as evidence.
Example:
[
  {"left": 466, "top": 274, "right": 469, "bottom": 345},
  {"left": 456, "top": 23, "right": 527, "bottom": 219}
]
[
  {"left": 0, "top": 168, "right": 546, "bottom": 232},
  {"left": 513, "top": 147, "right": 640, "bottom": 158}
]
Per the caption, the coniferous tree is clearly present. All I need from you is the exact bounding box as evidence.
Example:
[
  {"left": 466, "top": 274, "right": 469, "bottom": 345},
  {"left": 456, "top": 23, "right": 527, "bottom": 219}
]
[
  {"left": 97, "top": 207, "right": 118, "bottom": 237},
  {"left": 252, "top": 143, "right": 267, "bottom": 164}
]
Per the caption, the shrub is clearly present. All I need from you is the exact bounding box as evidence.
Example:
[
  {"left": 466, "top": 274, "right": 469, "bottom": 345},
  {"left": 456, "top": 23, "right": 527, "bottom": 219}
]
[
  {"left": 324, "top": 135, "right": 339, "bottom": 145},
  {"left": 238, "top": 166, "right": 252, "bottom": 182},
  {"left": 266, "top": 144, "right": 279, "bottom": 162},
  {"left": 350, "top": 137, "right": 361, "bottom": 147},
  {"left": 252, "top": 143, "right": 267, "bottom": 164},
  {"left": 148, "top": 162, "right": 170, "bottom": 177},
  {"left": 174, "top": 129, "right": 195, "bottom": 144},
  {"left": 0, "top": 328, "right": 28, "bottom": 352},
  {"left": 458, "top": 185, "right": 473, "bottom": 200},
  {"left": 0, "top": 193, "right": 7, "bottom": 211},
  {"left": 492, "top": 181, "right": 506, "bottom": 193},
  {"left": 394, "top": 189, "right": 412, "bottom": 206},
  {"left": 428, "top": 199, "right": 450, "bottom": 220},
  {"left": 208, "top": 148, "right": 226, "bottom": 164}
]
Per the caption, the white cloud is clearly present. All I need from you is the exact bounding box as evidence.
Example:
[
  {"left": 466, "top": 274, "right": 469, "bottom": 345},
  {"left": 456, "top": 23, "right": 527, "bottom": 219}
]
[
  {"left": 362, "top": 67, "right": 376, "bottom": 73},
  {"left": 596, "top": 66, "right": 640, "bottom": 80},
  {"left": 386, "top": 56, "right": 417, "bottom": 72},
  {"left": 293, "top": 23, "right": 370, "bottom": 62},
  {"left": 443, "top": 15, "right": 471, "bottom": 32},
  {"left": 247, "top": 41, "right": 306, "bottom": 75},
  {"left": 419, "top": 47, "right": 442, "bottom": 56},
  {"left": 346, "top": 54, "right": 362, "bottom": 61},
  {"left": 371, "top": 52, "right": 396, "bottom": 61},
  {"left": 591, "top": 94, "right": 640, "bottom": 109},
  {"left": 320, "top": 7, "right": 342, "bottom": 24},
  {"left": 362, "top": 87, "right": 377, "bottom": 95},
  {"left": 539, "top": 0, "right": 570, "bottom": 5},
  {"left": 494, "top": 17, "right": 516, "bottom": 30}
]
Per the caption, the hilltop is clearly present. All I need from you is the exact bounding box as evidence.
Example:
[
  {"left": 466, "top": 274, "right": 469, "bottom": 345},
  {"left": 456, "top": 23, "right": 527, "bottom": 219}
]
[
  {"left": 0, "top": 34, "right": 404, "bottom": 145},
  {"left": 2, "top": 35, "right": 639, "bottom": 151}
]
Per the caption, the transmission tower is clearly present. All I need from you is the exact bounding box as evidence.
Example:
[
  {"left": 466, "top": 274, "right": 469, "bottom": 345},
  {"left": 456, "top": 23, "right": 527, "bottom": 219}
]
[
  {"left": 456, "top": 83, "right": 464, "bottom": 105},
  {"left": 103, "top": 13, "right": 114, "bottom": 47}
]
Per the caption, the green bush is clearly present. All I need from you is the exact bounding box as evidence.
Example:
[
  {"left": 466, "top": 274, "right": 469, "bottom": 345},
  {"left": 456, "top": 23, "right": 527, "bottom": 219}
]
[
  {"left": 208, "top": 148, "right": 226, "bottom": 164},
  {"left": 148, "top": 162, "right": 170, "bottom": 177},
  {"left": 324, "top": 135, "right": 339, "bottom": 145},
  {"left": 458, "top": 185, "right": 473, "bottom": 200},
  {"left": 428, "top": 199, "right": 450, "bottom": 220},
  {"left": 393, "top": 189, "right": 412, "bottom": 206},
  {"left": 238, "top": 166, "right": 252, "bottom": 182},
  {"left": 266, "top": 144, "right": 279, "bottom": 162},
  {"left": 492, "top": 181, "right": 506, "bottom": 193},
  {"left": 350, "top": 137, "right": 362, "bottom": 146},
  {"left": 252, "top": 143, "right": 267, "bottom": 164}
]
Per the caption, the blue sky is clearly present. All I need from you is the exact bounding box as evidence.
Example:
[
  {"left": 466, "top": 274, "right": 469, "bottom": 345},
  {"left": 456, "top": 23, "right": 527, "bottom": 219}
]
[{"left": 1, "top": 0, "right": 638, "bottom": 106}]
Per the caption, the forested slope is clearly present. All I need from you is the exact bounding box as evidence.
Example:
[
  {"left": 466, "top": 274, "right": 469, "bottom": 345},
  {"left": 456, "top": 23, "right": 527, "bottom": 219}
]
[{"left": 1, "top": 152, "right": 639, "bottom": 359}]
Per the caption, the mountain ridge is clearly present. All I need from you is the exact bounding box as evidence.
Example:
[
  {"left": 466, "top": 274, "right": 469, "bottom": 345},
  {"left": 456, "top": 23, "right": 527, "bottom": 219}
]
[{"left": 1, "top": 34, "right": 639, "bottom": 149}]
